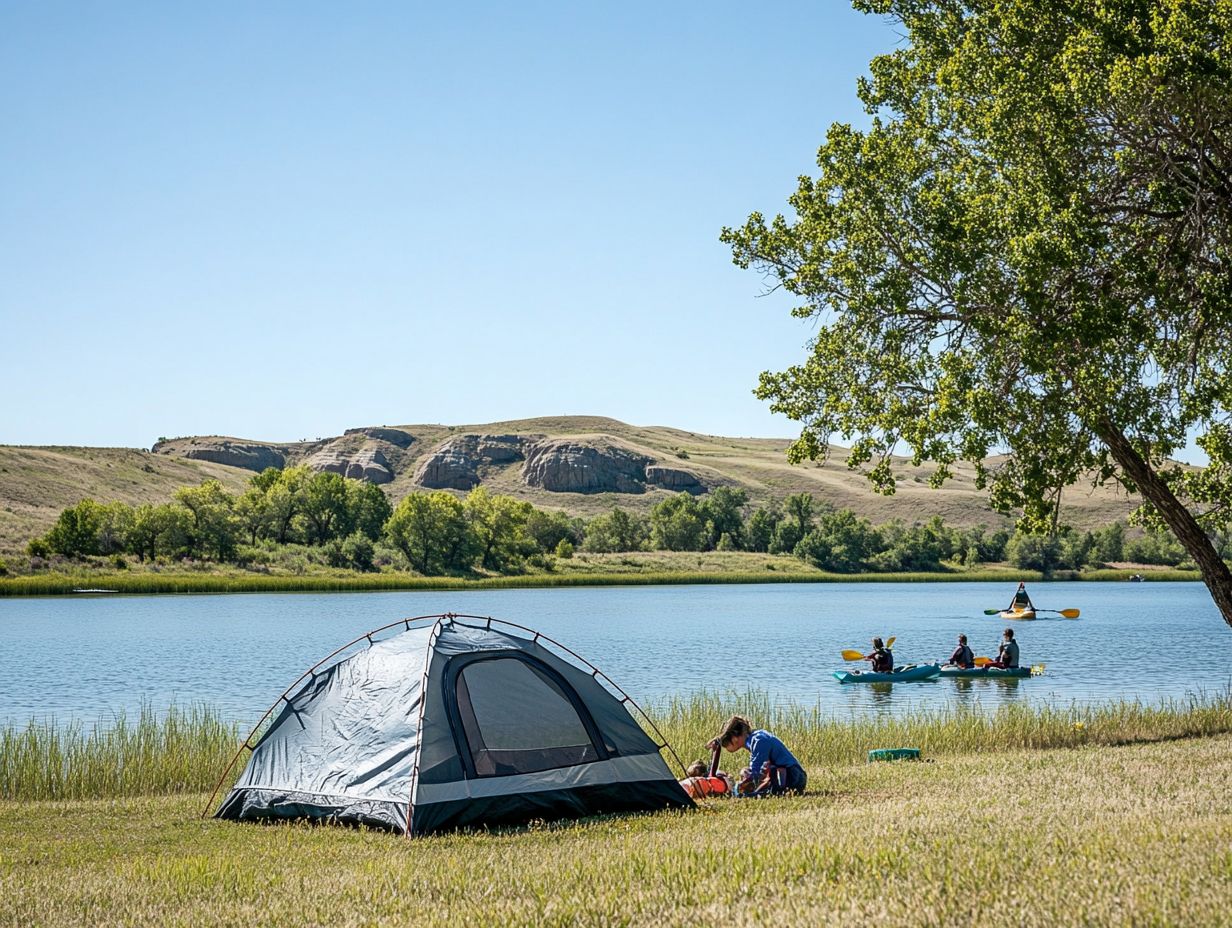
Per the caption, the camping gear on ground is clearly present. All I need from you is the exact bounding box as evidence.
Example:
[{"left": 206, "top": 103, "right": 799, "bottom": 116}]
[
  {"left": 833, "top": 663, "right": 941, "bottom": 684},
  {"left": 209, "top": 613, "right": 693, "bottom": 835},
  {"left": 868, "top": 748, "right": 921, "bottom": 762}
]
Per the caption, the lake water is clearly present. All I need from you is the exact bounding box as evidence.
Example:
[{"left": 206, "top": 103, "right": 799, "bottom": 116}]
[{"left": 1, "top": 581, "right": 1230, "bottom": 728}]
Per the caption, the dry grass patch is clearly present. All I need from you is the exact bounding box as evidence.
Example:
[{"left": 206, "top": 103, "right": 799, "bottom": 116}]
[{"left": 2, "top": 735, "right": 1230, "bottom": 927}]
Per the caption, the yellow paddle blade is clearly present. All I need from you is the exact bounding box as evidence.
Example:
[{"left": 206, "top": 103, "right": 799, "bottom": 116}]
[
  {"left": 885, "top": 636, "right": 896, "bottom": 649},
  {"left": 973, "top": 656, "right": 993, "bottom": 667},
  {"left": 841, "top": 649, "right": 865, "bottom": 661},
  {"left": 1031, "top": 663, "right": 1046, "bottom": 676},
  {"left": 1059, "top": 608, "right": 1080, "bottom": 618}
]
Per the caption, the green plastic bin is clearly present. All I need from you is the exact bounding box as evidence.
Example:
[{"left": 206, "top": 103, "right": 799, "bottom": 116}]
[{"left": 867, "top": 747, "right": 921, "bottom": 763}]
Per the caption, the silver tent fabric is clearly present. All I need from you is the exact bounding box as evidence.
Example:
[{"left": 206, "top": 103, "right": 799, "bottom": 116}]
[
  {"left": 216, "top": 618, "right": 693, "bottom": 835},
  {"left": 216, "top": 624, "right": 432, "bottom": 831}
]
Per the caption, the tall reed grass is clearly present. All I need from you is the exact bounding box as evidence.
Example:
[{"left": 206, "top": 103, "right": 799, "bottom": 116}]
[
  {"left": 5, "top": 692, "right": 1230, "bottom": 803},
  {"left": 0, "top": 566, "right": 1081, "bottom": 597},
  {"left": 0, "top": 704, "right": 239, "bottom": 802},
  {"left": 650, "top": 689, "right": 1232, "bottom": 770}
]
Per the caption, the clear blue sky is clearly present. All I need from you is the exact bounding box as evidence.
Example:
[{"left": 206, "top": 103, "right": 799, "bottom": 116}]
[{"left": 1, "top": 1, "right": 905, "bottom": 448}]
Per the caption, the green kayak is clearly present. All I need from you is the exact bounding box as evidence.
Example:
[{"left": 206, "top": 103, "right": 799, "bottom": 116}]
[
  {"left": 834, "top": 663, "right": 941, "bottom": 684},
  {"left": 939, "top": 665, "right": 1031, "bottom": 679}
]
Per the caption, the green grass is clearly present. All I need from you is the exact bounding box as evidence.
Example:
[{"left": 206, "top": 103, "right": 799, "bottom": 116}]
[
  {"left": 0, "top": 705, "right": 239, "bottom": 802},
  {"left": 2, "top": 727, "right": 1230, "bottom": 925}
]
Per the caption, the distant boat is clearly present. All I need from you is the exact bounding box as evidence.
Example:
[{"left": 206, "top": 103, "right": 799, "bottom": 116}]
[
  {"left": 71, "top": 588, "right": 119, "bottom": 594},
  {"left": 1128, "top": 574, "right": 1145, "bottom": 583}
]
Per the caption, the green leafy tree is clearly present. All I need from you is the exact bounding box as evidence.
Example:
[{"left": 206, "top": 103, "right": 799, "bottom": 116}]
[
  {"left": 464, "top": 487, "right": 534, "bottom": 572},
  {"left": 699, "top": 486, "right": 749, "bottom": 550},
  {"left": 1006, "top": 532, "right": 1063, "bottom": 575},
  {"left": 45, "top": 499, "right": 106, "bottom": 557},
  {"left": 95, "top": 502, "right": 134, "bottom": 556},
  {"left": 266, "top": 466, "right": 309, "bottom": 544},
  {"left": 344, "top": 481, "right": 393, "bottom": 542},
  {"left": 796, "top": 508, "right": 882, "bottom": 572},
  {"left": 526, "top": 508, "right": 584, "bottom": 553},
  {"left": 724, "top": 0, "right": 1232, "bottom": 626},
  {"left": 384, "top": 492, "right": 477, "bottom": 575},
  {"left": 174, "top": 480, "right": 238, "bottom": 560},
  {"left": 583, "top": 507, "right": 649, "bottom": 553},
  {"left": 769, "top": 494, "right": 815, "bottom": 554},
  {"left": 1091, "top": 522, "right": 1126, "bottom": 565},
  {"left": 746, "top": 505, "right": 781, "bottom": 553},
  {"left": 300, "top": 472, "right": 350, "bottom": 545},
  {"left": 649, "top": 493, "right": 707, "bottom": 552},
  {"left": 235, "top": 486, "right": 272, "bottom": 546}
]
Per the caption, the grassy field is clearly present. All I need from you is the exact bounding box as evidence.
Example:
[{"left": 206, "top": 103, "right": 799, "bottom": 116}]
[{"left": 2, "top": 713, "right": 1230, "bottom": 925}]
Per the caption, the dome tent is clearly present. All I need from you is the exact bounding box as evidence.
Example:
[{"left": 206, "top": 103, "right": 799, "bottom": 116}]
[{"left": 210, "top": 614, "right": 694, "bottom": 835}]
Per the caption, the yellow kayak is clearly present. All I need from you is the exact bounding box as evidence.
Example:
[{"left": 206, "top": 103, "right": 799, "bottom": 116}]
[{"left": 998, "top": 607, "right": 1036, "bottom": 620}]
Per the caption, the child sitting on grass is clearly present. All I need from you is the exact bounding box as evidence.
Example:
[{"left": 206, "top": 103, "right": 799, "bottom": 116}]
[{"left": 706, "top": 714, "right": 807, "bottom": 796}]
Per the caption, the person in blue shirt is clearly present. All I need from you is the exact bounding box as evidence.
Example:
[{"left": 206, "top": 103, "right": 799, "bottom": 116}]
[{"left": 706, "top": 715, "right": 807, "bottom": 796}]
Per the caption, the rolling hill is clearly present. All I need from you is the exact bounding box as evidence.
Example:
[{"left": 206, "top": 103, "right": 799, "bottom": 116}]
[{"left": 0, "top": 416, "right": 1140, "bottom": 556}]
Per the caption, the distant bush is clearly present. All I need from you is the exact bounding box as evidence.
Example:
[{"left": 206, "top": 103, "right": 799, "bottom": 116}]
[{"left": 554, "top": 539, "right": 574, "bottom": 559}]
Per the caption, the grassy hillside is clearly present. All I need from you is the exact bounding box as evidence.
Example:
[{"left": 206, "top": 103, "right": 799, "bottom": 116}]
[
  {"left": 0, "top": 446, "right": 251, "bottom": 557},
  {"left": 0, "top": 416, "right": 1143, "bottom": 557}
]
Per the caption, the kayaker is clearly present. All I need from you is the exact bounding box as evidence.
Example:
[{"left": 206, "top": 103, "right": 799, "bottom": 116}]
[
  {"left": 1008, "top": 581, "right": 1035, "bottom": 612},
  {"left": 987, "top": 628, "right": 1020, "bottom": 668},
  {"left": 864, "top": 637, "right": 894, "bottom": 673},
  {"left": 706, "top": 715, "right": 807, "bottom": 796},
  {"left": 947, "top": 634, "right": 975, "bottom": 669}
]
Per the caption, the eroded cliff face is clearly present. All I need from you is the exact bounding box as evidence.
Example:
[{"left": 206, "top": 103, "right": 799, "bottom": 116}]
[
  {"left": 412, "top": 434, "right": 534, "bottom": 491},
  {"left": 151, "top": 438, "right": 288, "bottom": 473},
  {"left": 305, "top": 444, "right": 395, "bottom": 484},
  {"left": 521, "top": 438, "right": 652, "bottom": 493},
  {"left": 154, "top": 424, "right": 714, "bottom": 496}
]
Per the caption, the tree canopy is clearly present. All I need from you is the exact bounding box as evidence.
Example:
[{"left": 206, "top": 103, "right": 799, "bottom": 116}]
[{"left": 723, "top": 0, "right": 1232, "bottom": 626}]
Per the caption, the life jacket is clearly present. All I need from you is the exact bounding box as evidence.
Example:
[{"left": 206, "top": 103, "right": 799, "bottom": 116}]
[
  {"left": 681, "top": 775, "right": 729, "bottom": 799},
  {"left": 871, "top": 648, "right": 893, "bottom": 673}
]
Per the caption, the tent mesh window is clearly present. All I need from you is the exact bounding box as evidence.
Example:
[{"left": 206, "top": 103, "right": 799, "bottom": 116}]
[{"left": 455, "top": 657, "right": 600, "bottom": 776}]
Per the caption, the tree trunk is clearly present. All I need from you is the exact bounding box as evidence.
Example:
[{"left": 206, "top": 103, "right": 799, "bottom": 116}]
[{"left": 1097, "top": 417, "right": 1232, "bottom": 629}]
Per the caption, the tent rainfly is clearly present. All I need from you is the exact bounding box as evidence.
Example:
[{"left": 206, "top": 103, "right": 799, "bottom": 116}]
[{"left": 210, "top": 614, "right": 694, "bottom": 835}]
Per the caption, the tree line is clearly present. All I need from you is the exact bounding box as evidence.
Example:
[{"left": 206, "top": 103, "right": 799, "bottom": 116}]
[{"left": 24, "top": 468, "right": 1203, "bottom": 576}]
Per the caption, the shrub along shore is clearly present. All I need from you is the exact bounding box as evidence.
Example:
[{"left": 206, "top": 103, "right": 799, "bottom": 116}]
[{"left": 3, "top": 696, "right": 1231, "bottom": 926}]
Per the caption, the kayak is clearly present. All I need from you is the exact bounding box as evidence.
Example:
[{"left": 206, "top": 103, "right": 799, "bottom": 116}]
[
  {"left": 834, "top": 663, "right": 941, "bottom": 684},
  {"left": 939, "top": 665, "right": 1031, "bottom": 679},
  {"left": 998, "top": 608, "right": 1036, "bottom": 620}
]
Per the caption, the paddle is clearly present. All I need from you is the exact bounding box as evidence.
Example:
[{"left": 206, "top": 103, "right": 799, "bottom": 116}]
[
  {"left": 1039, "top": 608, "right": 1080, "bottom": 618},
  {"left": 983, "top": 609, "right": 1001, "bottom": 615},
  {"left": 841, "top": 636, "right": 897, "bottom": 662}
]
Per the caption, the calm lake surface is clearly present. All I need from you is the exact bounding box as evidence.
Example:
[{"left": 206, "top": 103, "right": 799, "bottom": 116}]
[{"left": 2, "top": 581, "right": 1230, "bottom": 728}]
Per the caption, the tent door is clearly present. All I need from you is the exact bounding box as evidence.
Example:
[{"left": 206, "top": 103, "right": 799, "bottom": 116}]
[{"left": 443, "top": 652, "right": 612, "bottom": 779}]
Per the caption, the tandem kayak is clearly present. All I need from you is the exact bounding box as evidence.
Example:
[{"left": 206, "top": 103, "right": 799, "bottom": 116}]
[
  {"left": 939, "top": 665, "right": 1031, "bottom": 679},
  {"left": 834, "top": 663, "right": 941, "bottom": 684},
  {"left": 998, "top": 608, "right": 1036, "bottom": 620}
]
